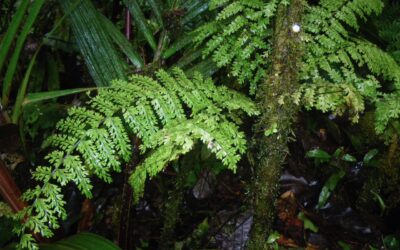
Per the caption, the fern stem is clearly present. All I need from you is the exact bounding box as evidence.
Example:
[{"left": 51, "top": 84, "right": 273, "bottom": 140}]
[
  {"left": 248, "top": 0, "right": 305, "bottom": 248},
  {"left": 117, "top": 138, "right": 139, "bottom": 249},
  {"left": 159, "top": 161, "right": 188, "bottom": 250}
]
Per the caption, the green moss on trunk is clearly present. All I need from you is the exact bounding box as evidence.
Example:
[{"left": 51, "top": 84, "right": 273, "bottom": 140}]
[{"left": 249, "top": 0, "right": 304, "bottom": 248}]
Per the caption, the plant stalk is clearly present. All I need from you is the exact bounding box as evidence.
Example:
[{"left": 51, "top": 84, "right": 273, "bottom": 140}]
[{"left": 159, "top": 162, "right": 188, "bottom": 250}]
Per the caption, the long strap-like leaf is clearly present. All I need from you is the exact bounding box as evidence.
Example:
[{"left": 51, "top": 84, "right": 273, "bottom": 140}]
[
  {"left": 1, "top": 0, "right": 45, "bottom": 107},
  {"left": 182, "top": 1, "right": 209, "bottom": 25},
  {"left": 148, "top": 0, "right": 164, "bottom": 27},
  {"left": 98, "top": 13, "right": 144, "bottom": 68},
  {"left": 0, "top": 0, "right": 30, "bottom": 74},
  {"left": 23, "top": 88, "right": 98, "bottom": 106},
  {"left": 123, "top": 0, "right": 157, "bottom": 50},
  {"left": 11, "top": 48, "right": 40, "bottom": 123},
  {"left": 59, "top": 0, "right": 128, "bottom": 87}
]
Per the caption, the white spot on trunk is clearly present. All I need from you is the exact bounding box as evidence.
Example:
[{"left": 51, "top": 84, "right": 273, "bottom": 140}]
[{"left": 292, "top": 23, "right": 301, "bottom": 33}]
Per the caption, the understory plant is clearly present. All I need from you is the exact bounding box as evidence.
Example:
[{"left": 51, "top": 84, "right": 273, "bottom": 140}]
[
  {"left": 12, "top": 68, "right": 257, "bottom": 249},
  {"left": 194, "top": 0, "right": 400, "bottom": 136},
  {"left": 2, "top": 1, "right": 255, "bottom": 249},
  {"left": 191, "top": 0, "right": 400, "bottom": 246},
  {"left": 2, "top": 0, "right": 400, "bottom": 248}
]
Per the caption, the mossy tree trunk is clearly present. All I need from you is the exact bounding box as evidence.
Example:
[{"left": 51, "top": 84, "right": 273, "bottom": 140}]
[{"left": 249, "top": 0, "right": 304, "bottom": 248}]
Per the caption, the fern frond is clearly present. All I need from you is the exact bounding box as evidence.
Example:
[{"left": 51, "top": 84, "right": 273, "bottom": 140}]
[
  {"left": 194, "top": 0, "right": 278, "bottom": 94},
  {"left": 16, "top": 68, "right": 258, "bottom": 249},
  {"left": 299, "top": 0, "right": 400, "bottom": 134},
  {"left": 129, "top": 113, "right": 247, "bottom": 202},
  {"left": 350, "top": 39, "right": 400, "bottom": 86}
]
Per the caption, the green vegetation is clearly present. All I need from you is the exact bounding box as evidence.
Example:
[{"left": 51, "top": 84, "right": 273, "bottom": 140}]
[
  {"left": 14, "top": 69, "right": 257, "bottom": 249},
  {"left": 1, "top": 0, "right": 400, "bottom": 249}
]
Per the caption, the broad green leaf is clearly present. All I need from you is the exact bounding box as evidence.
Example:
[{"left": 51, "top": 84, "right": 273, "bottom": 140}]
[
  {"left": 123, "top": 0, "right": 157, "bottom": 50},
  {"left": 40, "top": 232, "right": 120, "bottom": 250},
  {"left": 383, "top": 235, "right": 400, "bottom": 250},
  {"left": 363, "top": 149, "right": 379, "bottom": 164},
  {"left": 305, "top": 149, "right": 331, "bottom": 162},
  {"left": 0, "top": 0, "right": 30, "bottom": 73},
  {"left": 317, "top": 170, "right": 345, "bottom": 209},
  {"left": 333, "top": 147, "right": 344, "bottom": 158},
  {"left": 298, "top": 212, "right": 319, "bottom": 232},
  {"left": 2, "top": 0, "right": 45, "bottom": 107},
  {"left": 342, "top": 154, "right": 357, "bottom": 162}
]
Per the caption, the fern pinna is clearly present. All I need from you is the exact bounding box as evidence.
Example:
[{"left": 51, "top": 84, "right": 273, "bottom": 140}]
[{"left": 14, "top": 68, "right": 258, "bottom": 249}]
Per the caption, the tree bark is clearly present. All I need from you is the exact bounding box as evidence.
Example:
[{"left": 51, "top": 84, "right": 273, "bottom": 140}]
[
  {"left": 249, "top": 0, "right": 304, "bottom": 248},
  {"left": 0, "top": 159, "right": 26, "bottom": 213}
]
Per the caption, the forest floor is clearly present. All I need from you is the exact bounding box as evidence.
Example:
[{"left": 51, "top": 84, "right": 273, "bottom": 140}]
[{"left": 1, "top": 111, "right": 399, "bottom": 249}]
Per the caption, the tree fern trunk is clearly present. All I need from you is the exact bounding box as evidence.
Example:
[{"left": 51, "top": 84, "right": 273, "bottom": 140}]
[{"left": 249, "top": 0, "right": 304, "bottom": 248}]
